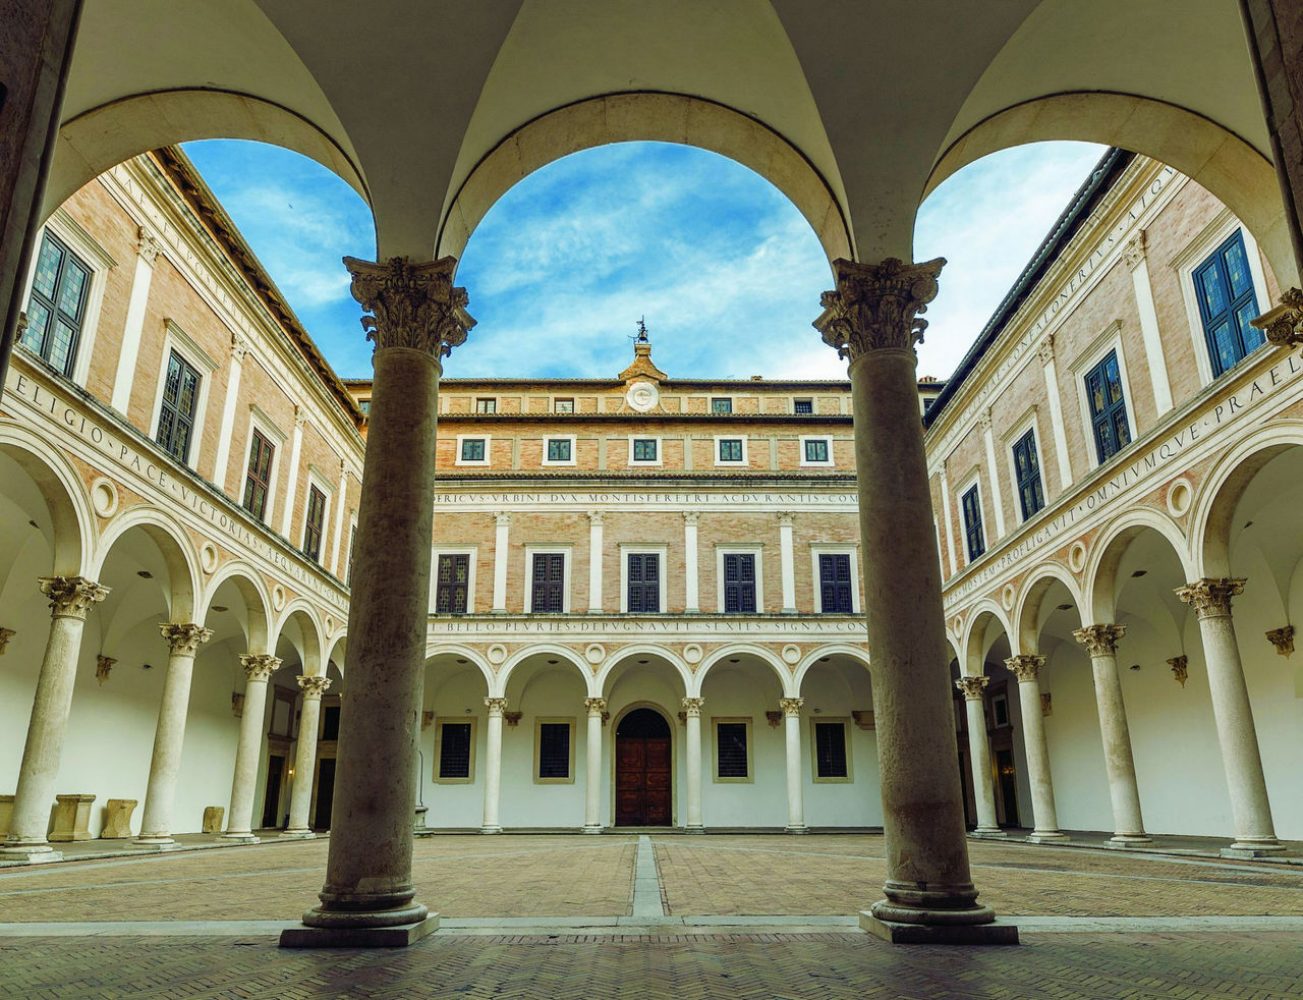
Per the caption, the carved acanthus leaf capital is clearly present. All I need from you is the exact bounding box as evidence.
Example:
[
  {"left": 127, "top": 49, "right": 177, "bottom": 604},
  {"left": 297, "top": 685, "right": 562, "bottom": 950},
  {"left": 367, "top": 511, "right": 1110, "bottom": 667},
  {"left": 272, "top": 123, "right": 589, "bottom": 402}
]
[
  {"left": 682, "top": 511, "right": 699, "bottom": 527},
  {"left": 1266, "top": 625, "right": 1295, "bottom": 657},
  {"left": 0, "top": 627, "right": 14, "bottom": 654},
  {"left": 485, "top": 697, "right": 509, "bottom": 716},
  {"left": 1250, "top": 287, "right": 1303, "bottom": 350},
  {"left": 1122, "top": 231, "right": 1147, "bottom": 270},
  {"left": 1175, "top": 578, "right": 1245, "bottom": 619},
  {"left": 814, "top": 257, "right": 945, "bottom": 362},
  {"left": 955, "top": 675, "right": 989, "bottom": 699},
  {"left": 239, "top": 653, "right": 280, "bottom": 682},
  {"left": 681, "top": 697, "right": 704, "bottom": 718},
  {"left": 96, "top": 654, "right": 116, "bottom": 685},
  {"left": 1037, "top": 334, "right": 1056, "bottom": 366},
  {"left": 344, "top": 255, "right": 475, "bottom": 362},
  {"left": 298, "top": 674, "right": 332, "bottom": 698},
  {"left": 1005, "top": 655, "right": 1045, "bottom": 682},
  {"left": 160, "top": 623, "right": 213, "bottom": 656},
  {"left": 1074, "top": 623, "right": 1126, "bottom": 656},
  {"left": 779, "top": 697, "right": 804, "bottom": 717},
  {"left": 40, "top": 577, "right": 109, "bottom": 620},
  {"left": 137, "top": 227, "right": 162, "bottom": 264},
  {"left": 584, "top": 697, "right": 607, "bottom": 717},
  {"left": 1167, "top": 655, "right": 1189, "bottom": 687}
]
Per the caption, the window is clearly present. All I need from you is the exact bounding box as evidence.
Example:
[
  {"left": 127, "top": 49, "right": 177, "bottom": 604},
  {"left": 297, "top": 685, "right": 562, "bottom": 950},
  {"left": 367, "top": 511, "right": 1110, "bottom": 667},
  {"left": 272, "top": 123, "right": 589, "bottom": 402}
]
[
  {"left": 626, "top": 552, "right": 661, "bottom": 613},
  {"left": 1084, "top": 350, "right": 1131, "bottom": 463},
  {"left": 813, "top": 721, "right": 850, "bottom": 781},
  {"left": 458, "top": 437, "right": 488, "bottom": 464},
  {"left": 155, "top": 350, "right": 202, "bottom": 463},
  {"left": 802, "top": 437, "right": 832, "bottom": 466},
  {"left": 717, "top": 438, "right": 745, "bottom": 464},
  {"left": 714, "top": 720, "right": 750, "bottom": 781},
  {"left": 531, "top": 552, "right": 566, "bottom": 613},
  {"left": 242, "top": 430, "right": 275, "bottom": 521},
  {"left": 1194, "top": 230, "right": 1264, "bottom": 377},
  {"left": 631, "top": 438, "right": 658, "bottom": 463},
  {"left": 474, "top": 397, "right": 496, "bottom": 414},
  {"left": 436, "top": 720, "right": 474, "bottom": 782},
  {"left": 961, "top": 484, "right": 985, "bottom": 562},
  {"left": 358, "top": 398, "right": 371, "bottom": 417},
  {"left": 322, "top": 704, "right": 341, "bottom": 742},
  {"left": 545, "top": 437, "right": 573, "bottom": 464},
  {"left": 303, "top": 484, "right": 327, "bottom": 562},
  {"left": 554, "top": 397, "right": 574, "bottom": 413},
  {"left": 435, "top": 553, "right": 470, "bottom": 614},
  {"left": 722, "top": 552, "right": 757, "bottom": 613},
  {"left": 793, "top": 398, "right": 814, "bottom": 415},
  {"left": 535, "top": 720, "right": 574, "bottom": 782},
  {"left": 1011, "top": 428, "right": 1045, "bottom": 521},
  {"left": 346, "top": 525, "right": 356, "bottom": 586},
  {"left": 818, "top": 553, "right": 854, "bottom": 614},
  {"left": 21, "top": 232, "right": 89, "bottom": 377},
  {"left": 991, "top": 692, "right": 1010, "bottom": 728},
  {"left": 711, "top": 397, "right": 733, "bottom": 414}
]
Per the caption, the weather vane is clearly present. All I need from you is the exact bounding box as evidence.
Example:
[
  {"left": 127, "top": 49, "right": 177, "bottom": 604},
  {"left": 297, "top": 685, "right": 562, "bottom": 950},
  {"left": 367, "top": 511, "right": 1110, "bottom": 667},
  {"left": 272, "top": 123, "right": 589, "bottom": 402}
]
[{"left": 633, "top": 316, "right": 649, "bottom": 343}]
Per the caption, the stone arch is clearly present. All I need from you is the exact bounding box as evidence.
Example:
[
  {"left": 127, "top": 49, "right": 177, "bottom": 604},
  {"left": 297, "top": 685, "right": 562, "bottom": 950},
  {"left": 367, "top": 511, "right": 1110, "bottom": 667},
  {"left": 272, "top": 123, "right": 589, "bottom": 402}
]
[
  {"left": 0, "top": 421, "right": 95, "bottom": 577},
  {"left": 961, "top": 600, "right": 1014, "bottom": 675},
  {"left": 200, "top": 561, "right": 272, "bottom": 655},
  {"left": 91, "top": 505, "right": 201, "bottom": 624},
  {"left": 694, "top": 643, "right": 790, "bottom": 697},
  {"left": 424, "top": 642, "right": 496, "bottom": 696},
  {"left": 792, "top": 643, "right": 871, "bottom": 696},
  {"left": 437, "top": 91, "right": 851, "bottom": 266},
  {"left": 1085, "top": 508, "right": 1193, "bottom": 624},
  {"left": 1014, "top": 563, "right": 1087, "bottom": 656},
  {"left": 596, "top": 644, "right": 693, "bottom": 700},
  {"left": 923, "top": 92, "right": 1299, "bottom": 287},
  {"left": 499, "top": 643, "right": 590, "bottom": 698},
  {"left": 271, "top": 601, "right": 325, "bottom": 676}
]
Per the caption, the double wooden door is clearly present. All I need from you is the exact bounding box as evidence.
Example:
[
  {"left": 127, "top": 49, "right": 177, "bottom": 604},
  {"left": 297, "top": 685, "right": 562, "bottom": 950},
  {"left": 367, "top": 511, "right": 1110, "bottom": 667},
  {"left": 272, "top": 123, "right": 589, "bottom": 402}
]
[{"left": 616, "top": 734, "right": 671, "bottom": 826}]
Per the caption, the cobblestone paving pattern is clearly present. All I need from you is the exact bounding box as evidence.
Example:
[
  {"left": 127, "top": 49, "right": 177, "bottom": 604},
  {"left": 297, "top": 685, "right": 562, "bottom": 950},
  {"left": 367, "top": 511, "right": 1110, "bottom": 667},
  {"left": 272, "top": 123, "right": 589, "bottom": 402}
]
[{"left": 3, "top": 932, "right": 1303, "bottom": 999}]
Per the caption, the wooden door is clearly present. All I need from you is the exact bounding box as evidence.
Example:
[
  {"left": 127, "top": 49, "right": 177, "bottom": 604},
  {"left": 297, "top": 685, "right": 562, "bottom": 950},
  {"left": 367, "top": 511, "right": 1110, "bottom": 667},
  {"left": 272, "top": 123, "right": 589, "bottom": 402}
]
[
  {"left": 642, "top": 737, "right": 671, "bottom": 825},
  {"left": 615, "top": 708, "right": 673, "bottom": 826},
  {"left": 616, "top": 739, "right": 646, "bottom": 826}
]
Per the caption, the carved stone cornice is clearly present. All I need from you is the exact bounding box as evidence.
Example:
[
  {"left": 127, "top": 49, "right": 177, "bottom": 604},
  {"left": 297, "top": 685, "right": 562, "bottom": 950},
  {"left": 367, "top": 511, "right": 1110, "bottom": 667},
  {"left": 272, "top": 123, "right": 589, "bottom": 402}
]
[
  {"left": 1167, "top": 655, "right": 1189, "bottom": 687},
  {"left": 1250, "top": 287, "right": 1303, "bottom": 350},
  {"left": 814, "top": 257, "right": 945, "bottom": 362},
  {"left": 0, "top": 627, "right": 14, "bottom": 654},
  {"left": 298, "top": 674, "right": 332, "bottom": 698},
  {"left": 239, "top": 653, "right": 280, "bottom": 682},
  {"left": 1266, "top": 625, "right": 1295, "bottom": 657},
  {"left": 779, "top": 697, "right": 804, "bottom": 717},
  {"left": 96, "top": 654, "right": 116, "bottom": 685},
  {"left": 1005, "top": 655, "right": 1045, "bottom": 683},
  {"left": 159, "top": 623, "right": 212, "bottom": 656},
  {"left": 954, "top": 675, "right": 988, "bottom": 700},
  {"left": 1074, "top": 624, "right": 1126, "bottom": 656},
  {"left": 344, "top": 255, "right": 475, "bottom": 362},
  {"left": 485, "top": 697, "right": 509, "bottom": 716},
  {"left": 40, "top": 577, "right": 110, "bottom": 620},
  {"left": 584, "top": 697, "right": 607, "bottom": 717},
  {"left": 680, "top": 697, "right": 704, "bottom": 718},
  {"left": 1175, "top": 578, "right": 1245, "bottom": 619}
]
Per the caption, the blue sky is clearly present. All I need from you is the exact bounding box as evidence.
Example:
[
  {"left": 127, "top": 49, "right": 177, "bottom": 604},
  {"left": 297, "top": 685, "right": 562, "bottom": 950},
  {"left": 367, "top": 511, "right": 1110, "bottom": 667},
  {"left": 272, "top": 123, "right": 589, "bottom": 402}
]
[{"left": 182, "top": 139, "right": 1105, "bottom": 383}]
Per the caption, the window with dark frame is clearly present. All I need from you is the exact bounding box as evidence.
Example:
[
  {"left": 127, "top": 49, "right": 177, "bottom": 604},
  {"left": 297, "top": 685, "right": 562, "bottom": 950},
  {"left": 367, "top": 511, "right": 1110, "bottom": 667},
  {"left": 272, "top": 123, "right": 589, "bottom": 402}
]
[
  {"left": 1011, "top": 428, "right": 1045, "bottom": 521},
  {"left": 961, "top": 485, "right": 985, "bottom": 562},
  {"left": 155, "top": 349, "right": 202, "bottom": 464},
  {"left": 818, "top": 553, "right": 854, "bottom": 614},
  {"left": 814, "top": 721, "right": 849, "bottom": 779},
  {"left": 460, "top": 438, "right": 486, "bottom": 462},
  {"left": 711, "top": 397, "right": 732, "bottom": 414},
  {"left": 531, "top": 553, "right": 565, "bottom": 613},
  {"left": 21, "top": 232, "right": 90, "bottom": 378},
  {"left": 716, "top": 722, "right": 749, "bottom": 779},
  {"left": 322, "top": 705, "right": 341, "bottom": 742},
  {"left": 438, "top": 722, "right": 473, "bottom": 779},
  {"left": 632, "top": 438, "right": 657, "bottom": 462},
  {"left": 723, "top": 552, "right": 756, "bottom": 613},
  {"left": 804, "top": 438, "right": 830, "bottom": 463},
  {"left": 1194, "top": 230, "right": 1264, "bottom": 378},
  {"left": 546, "top": 438, "right": 572, "bottom": 462},
  {"left": 303, "top": 484, "right": 326, "bottom": 562},
  {"left": 435, "top": 553, "right": 470, "bottom": 614},
  {"left": 474, "top": 397, "right": 496, "bottom": 414},
  {"left": 554, "top": 398, "right": 575, "bottom": 413},
  {"left": 718, "top": 438, "right": 743, "bottom": 463},
  {"left": 793, "top": 398, "right": 814, "bottom": 414},
  {"left": 1084, "top": 350, "right": 1131, "bottom": 464},
  {"left": 537, "top": 722, "right": 571, "bottom": 779},
  {"left": 242, "top": 429, "right": 274, "bottom": 521},
  {"left": 627, "top": 552, "right": 660, "bottom": 613},
  {"left": 358, "top": 398, "right": 371, "bottom": 416}
]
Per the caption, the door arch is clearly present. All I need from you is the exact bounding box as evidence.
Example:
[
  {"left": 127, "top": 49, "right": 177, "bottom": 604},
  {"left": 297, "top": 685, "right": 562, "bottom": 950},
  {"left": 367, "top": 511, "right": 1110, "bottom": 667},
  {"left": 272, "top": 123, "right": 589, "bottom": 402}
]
[{"left": 615, "top": 707, "right": 672, "bottom": 827}]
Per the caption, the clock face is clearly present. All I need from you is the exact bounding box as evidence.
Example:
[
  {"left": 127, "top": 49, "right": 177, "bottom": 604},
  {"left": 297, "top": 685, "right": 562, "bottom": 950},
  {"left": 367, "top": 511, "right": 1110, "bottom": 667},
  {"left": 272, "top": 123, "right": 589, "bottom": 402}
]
[{"left": 626, "top": 381, "right": 659, "bottom": 412}]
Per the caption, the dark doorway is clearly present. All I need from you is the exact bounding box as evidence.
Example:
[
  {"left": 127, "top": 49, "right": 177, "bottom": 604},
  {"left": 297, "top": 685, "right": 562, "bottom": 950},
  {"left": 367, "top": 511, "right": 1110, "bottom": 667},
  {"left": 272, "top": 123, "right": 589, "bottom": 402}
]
[
  {"left": 996, "top": 748, "right": 1019, "bottom": 827},
  {"left": 313, "top": 757, "right": 336, "bottom": 830},
  {"left": 261, "top": 754, "right": 285, "bottom": 829},
  {"left": 615, "top": 708, "right": 672, "bottom": 826}
]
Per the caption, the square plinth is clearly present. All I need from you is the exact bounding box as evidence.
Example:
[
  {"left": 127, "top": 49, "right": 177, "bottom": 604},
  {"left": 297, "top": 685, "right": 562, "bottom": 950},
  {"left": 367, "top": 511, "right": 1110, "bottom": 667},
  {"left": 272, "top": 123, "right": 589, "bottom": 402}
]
[
  {"left": 279, "top": 914, "right": 440, "bottom": 949},
  {"left": 859, "top": 910, "right": 1019, "bottom": 945}
]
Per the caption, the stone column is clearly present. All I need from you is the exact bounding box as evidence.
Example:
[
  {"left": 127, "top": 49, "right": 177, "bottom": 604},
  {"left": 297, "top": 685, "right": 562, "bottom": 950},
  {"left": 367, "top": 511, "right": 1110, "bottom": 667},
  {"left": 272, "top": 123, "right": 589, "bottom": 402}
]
[
  {"left": 482, "top": 697, "right": 507, "bottom": 833},
  {"left": 134, "top": 623, "right": 212, "bottom": 848},
  {"left": 586, "top": 512, "right": 604, "bottom": 612},
  {"left": 682, "top": 697, "right": 704, "bottom": 832},
  {"left": 282, "top": 674, "right": 331, "bottom": 839},
  {"left": 780, "top": 697, "right": 806, "bottom": 833},
  {"left": 491, "top": 512, "right": 510, "bottom": 613},
  {"left": 1, "top": 577, "right": 108, "bottom": 863},
  {"left": 955, "top": 676, "right": 1003, "bottom": 838},
  {"left": 291, "top": 256, "right": 473, "bottom": 946},
  {"left": 816, "top": 257, "right": 1001, "bottom": 938},
  {"left": 1176, "top": 579, "right": 1283, "bottom": 855},
  {"left": 583, "top": 697, "right": 606, "bottom": 833},
  {"left": 1005, "top": 655, "right": 1067, "bottom": 842},
  {"left": 683, "top": 512, "right": 700, "bottom": 613},
  {"left": 222, "top": 653, "right": 280, "bottom": 842},
  {"left": 778, "top": 513, "right": 797, "bottom": 613},
  {"left": 1073, "top": 625, "right": 1150, "bottom": 845}
]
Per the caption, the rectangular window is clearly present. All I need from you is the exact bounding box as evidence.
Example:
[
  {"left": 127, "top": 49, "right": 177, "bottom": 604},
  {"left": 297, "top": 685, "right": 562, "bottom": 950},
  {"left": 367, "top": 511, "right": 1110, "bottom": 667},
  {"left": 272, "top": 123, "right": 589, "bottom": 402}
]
[
  {"left": 531, "top": 553, "right": 565, "bottom": 613},
  {"left": 814, "top": 721, "right": 849, "bottom": 780},
  {"left": 242, "top": 429, "right": 274, "bottom": 522},
  {"left": 474, "top": 397, "right": 496, "bottom": 414},
  {"left": 303, "top": 485, "right": 327, "bottom": 562},
  {"left": 155, "top": 349, "right": 202, "bottom": 464},
  {"left": 1084, "top": 350, "right": 1131, "bottom": 464},
  {"left": 627, "top": 552, "right": 661, "bottom": 613},
  {"left": 437, "top": 721, "right": 473, "bottom": 781},
  {"left": 1194, "top": 230, "right": 1264, "bottom": 378},
  {"left": 358, "top": 398, "right": 371, "bottom": 416},
  {"left": 961, "top": 485, "right": 985, "bottom": 562},
  {"left": 804, "top": 438, "right": 830, "bottom": 464},
  {"left": 537, "top": 721, "right": 572, "bottom": 781},
  {"left": 322, "top": 705, "right": 341, "bottom": 742},
  {"left": 992, "top": 692, "right": 1010, "bottom": 728},
  {"left": 793, "top": 398, "right": 814, "bottom": 414},
  {"left": 554, "top": 397, "right": 575, "bottom": 413},
  {"left": 460, "top": 438, "right": 486, "bottom": 462},
  {"left": 435, "top": 553, "right": 470, "bottom": 614},
  {"left": 1011, "top": 428, "right": 1045, "bottom": 521},
  {"left": 632, "top": 438, "right": 658, "bottom": 463},
  {"left": 718, "top": 438, "right": 744, "bottom": 463},
  {"left": 711, "top": 397, "right": 732, "bottom": 414},
  {"left": 546, "top": 437, "right": 572, "bottom": 463},
  {"left": 722, "top": 553, "right": 756, "bottom": 613},
  {"left": 715, "top": 721, "right": 750, "bottom": 780},
  {"left": 818, "top": 553, "right": 854, "bottom": 614},
  {"left": 21, "top": 232, "right": 89, "bottom": 378}
]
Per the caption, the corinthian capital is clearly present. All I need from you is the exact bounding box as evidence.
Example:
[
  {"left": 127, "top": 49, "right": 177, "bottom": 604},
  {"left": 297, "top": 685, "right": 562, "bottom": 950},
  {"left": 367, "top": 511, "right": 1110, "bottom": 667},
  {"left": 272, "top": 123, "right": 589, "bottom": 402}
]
[
  {"left": 1175, "top": 578, "right": 1245, "bottom": 619},
  {"left": 485, "top": 697, "right": 509, "bottom": 716},
  {"left": 779, "top": 697, "right": 804, "bottom": 717},
  {"left": 1005, "top": 654, "right": 1045, "bottom": 682},
  {"left": 240, "top": 653, "right": 281, "bottom": 682},
  {"left": 584, "top": 697, "right": 607, "bottom": 717},
  {"left": 1074, "top": 624, "right": 1126, "bottom": 656},
  {"left": 0, "top": 627, "right": 15, "bottom": 654},
  {"left": 814, "top": 257, "right": 945, "bottom": 362},
  {"left": 1250, "top": 287, "right": 1303, "bottom": 350},
  {"left": 160, "top": 623, "right": 213, "bottom": 656},
  {"left": 680, "top": 697, "right": 704, "bottom": 718},
  {"left": 344, "top": 255, "right": 475, "bottom": 361},
  {"left": 39, "top": 577, "right": 109, "bottom": 620},
  {"left": 298, "top": 674, "right": 332, "bottom": 698},
  {"left": 954, "top": 675, "right": 988, "bottom": 700}
]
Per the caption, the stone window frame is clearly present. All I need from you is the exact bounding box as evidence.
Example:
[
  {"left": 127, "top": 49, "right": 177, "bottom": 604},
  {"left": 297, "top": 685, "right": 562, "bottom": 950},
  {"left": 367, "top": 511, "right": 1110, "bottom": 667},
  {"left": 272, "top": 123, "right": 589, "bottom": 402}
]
[
  {"left": 552, "top": 396, "right": 575, "bottom": 414},
  {"left": 792, "top": 397, "right": 814, "bottom": 415},
  {"left": 810, "top": 716, "right": 854, "bottom": 783},
  {"left": 715, "top": 544, "right": 764, "bottom": 614},
  {"left": 240, "top": 406, "right": 285, "bottom": 525},
  {"left": 1001, "top": 406, "right": 1048, "bottom": 525},
  {"left": 455, "top": 433, "right": 491, "bottom": 467},
  {"left": 533, "top": 717, "right": 577, "bottom": 784},
  {"left": 148, "top": 319, "right": 217, "bottom": 470},
  {"left": 619, "top": 543, "right": 668, "bottom": 614},
  {"left": 429, "top": 544, "right": 479, "bottom": 614},
  {"left": 957, "top": 470, "right": 987, "bottom": 566},
  {"left": 1171, "top": 211, "right": 1272, "bottom": 390},
  {"left": 474, "top": 397, "right": 497, "bottom": 414},
  {"left": 809, "top": 544, "right": 860, "bottom": 614},
  {"left": 711, "top": 716, "right": 753, "bottom": 783},
  {"left": 541, "top": 434, "right": 577, "bottom": 467},
  {"left": 709, "top": 395, "right": 734, "bottom": 415},
  {"left": 627, "top": 435, "right": 662, "bottom": 467},
  {"left": 799, "top": 434, "right": 835, "bottom": 468},
  {"left": 1069, "top": 319, "right": 1138, "bottom": 467},
  {"left": 713, "top": 434, "right": 749, "bottom": 467},
  {"left": 433, "top": 716, "right": 478, "bottom": 784},
  {"left": 522, "top": 544, "right": 572, "bottom": 614}
]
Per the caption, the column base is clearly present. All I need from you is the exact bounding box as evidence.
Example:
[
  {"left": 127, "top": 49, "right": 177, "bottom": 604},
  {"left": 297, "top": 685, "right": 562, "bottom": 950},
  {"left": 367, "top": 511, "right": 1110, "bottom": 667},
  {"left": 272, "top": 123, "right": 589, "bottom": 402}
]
[
  {"left": 1222, "top": 839, "right": 1287, "bottom": 859},
  {"left": 281, "top": 913, "right": 439, "bottom": 949},
  {"left": 860, "top": 905, "right": 1017, "bottom": 945},
  {"left": 1106, "top": 834, "right": 1152, "bottom": 847},
  {"left": 219, "top": 832, "right": 260, "bottom": 844},
  {"left": 481, "top": 825, "right": 503, "bottom": 835},
  {"left": 785, "top": 825, "right": 808, "bottom": 834},
  {"left": 0, "top": 844, "right": 62, "bottom": 864},
  {"left": 684, "top": 824, "right": 705, "bottom": 835},
  {"left": 278, "top": 829, "right": 316, "bottom": 841},
  {"left": 580, "top": 825, "right": 603, "bottom": 835},
  {"left": 1027, "top": 831, "right": 1070, "bottom": 844},
  {"left": 969, "top": 827, "right": 1007, "bottom": 839},
  {"left": 131, "top": 836, "right": 178, "bottom": 851}
]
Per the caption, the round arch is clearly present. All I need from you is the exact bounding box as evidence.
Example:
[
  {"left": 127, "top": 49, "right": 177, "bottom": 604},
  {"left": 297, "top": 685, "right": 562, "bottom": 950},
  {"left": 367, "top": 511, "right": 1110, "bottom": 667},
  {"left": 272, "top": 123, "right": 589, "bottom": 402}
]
[
  {"left": 271, "top": 600, "right": 325, "bottom": 675},
  {"left": 923, "top": 92, "right": 1299, "bottom": 288},
  {"left": 424, "top": 642, "right": 496, "bottom": 696},
  {"left": 792, "top": 643, "right": 870, "bottom": 695},
  {"left": 695, "top": 643, "right": 790, "bottom": 697},
  {"left": 499, "top": 643, "right": 591, "bottom": 697},
  {"left": 91, "top": 505, "right": 201, "bottom": 623},
  {"left": 1084, "top": 507, "right": 1193, "bottom": 623},
  {"left": 960, "top": 600, "right": 1014, "bottom": 674},
  {"left": 0, "top": 421, "right": 95, "bottom": 576},
  {"left": 201, "top": 561, "right": 272, "bottom": 654},
  {"left": 437, "top": 91, "right": 852, "bottom": 266},
  {"left": 1013, "top": 563, "right": 1087, "bottom": 655},
  {"left": 596, "top": 644, "right": 693, "bottom": 700}
]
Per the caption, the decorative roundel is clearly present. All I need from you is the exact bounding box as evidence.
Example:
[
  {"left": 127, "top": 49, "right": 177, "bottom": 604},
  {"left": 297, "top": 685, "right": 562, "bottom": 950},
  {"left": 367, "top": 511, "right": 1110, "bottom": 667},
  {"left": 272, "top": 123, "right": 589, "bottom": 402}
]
[
  {"left": 200, "top": 542, "right": 219, "bottom": 575},
  {"left": 584, "top": 643, "right": 606, "bottom": 664},
  {"left": 1068, "top": 541, "right": 1088, "bottom": 575},
  {"left": 487, "top": 643, "right": 508, "bottom": 665},
  {"left": 682, "top": 643, "right": 703, "bottom": 665},
  {"left": 272, "top": 584, "right": 287, "bottom": 611},
  {"left": 626, "top": 381, "right": 659, "bottom": 412},
  {"left": 324, "top": 616, "right": 335, "bottom": 637},
  {"left": 1166, "top": 477, "right": 1193, "bottom": 518},
  {"left": 90, "top": 478, "right": 119, "bottom": 518},
  {"left": 781, "top": 644, "right": 801, "bottom": 665},
  {"left": 1000, "top": 583, "right": 1016, "bottom": 612}
]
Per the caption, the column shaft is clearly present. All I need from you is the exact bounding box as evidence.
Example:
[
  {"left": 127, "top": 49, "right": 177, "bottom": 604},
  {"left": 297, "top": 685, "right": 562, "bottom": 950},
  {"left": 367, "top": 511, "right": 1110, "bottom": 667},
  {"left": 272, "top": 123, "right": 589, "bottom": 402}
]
[
  {"left": 956, "top": 677, "right": 1002, "bottom": 837},
  {"left": 583, "top": 699, "right": 605, "bottom": 832},
  {"left": 223, "top": 654, "right": 279, "bottom": 841},
  {"left": 1006, "top": 656, "right": 1065, "bottom": 842},
  {"left": 283, "top": 676, "right": 329, "bottom": 838},
  {"left": 482, "top": 698, "right": 506, "bottom": 833},
  {"left": 780, "top": 698, "right": 805, "bottom": 833},
  {"left": 683, "top": 698, "right": 704, "bottom": 832}
]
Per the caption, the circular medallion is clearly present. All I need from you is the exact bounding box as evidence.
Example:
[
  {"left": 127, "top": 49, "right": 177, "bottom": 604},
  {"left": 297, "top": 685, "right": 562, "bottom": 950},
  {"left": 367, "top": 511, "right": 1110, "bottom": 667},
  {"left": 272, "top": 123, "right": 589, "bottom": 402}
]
[
  {"left": 626, "top": 381, "right": 659, "bottom": 412},
  {"left": 1000, "top": 583, "right": 1016, "bottom": 611},
  {"left": 682, "top": 643, "right": 703, "bottom": 665},
  {"left": 200, "top": 542, "right": 219, "bottom": 575},
  {"left": 781, "top": 644, "right": 801, "bottom": 665},
  {"left": 585, "top": 643, "right": 606, "bottom": 664},
  {"left": 487, "top": 643, "right": 508, "bottom": 665},
  {"left": 91, "top": 478, "right": 119, "bottom": 518},
  {"left": 272, "top": 584, "right": 286, "bottom": 611},
  {"left": 1166, "top": 477, "right": 1193, "bottom": 518},
  {"left": 1068, "top": 541, "right": 1088, "bottom": 575}
]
